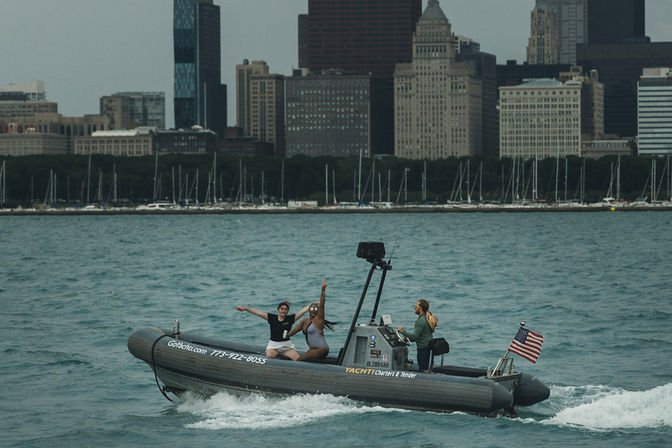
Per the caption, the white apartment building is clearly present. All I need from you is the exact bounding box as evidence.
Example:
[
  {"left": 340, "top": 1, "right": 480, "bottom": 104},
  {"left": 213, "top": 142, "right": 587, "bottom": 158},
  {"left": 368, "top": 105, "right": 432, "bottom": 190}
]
[{"left": 499, "top": 79, "right": 581, "bottom": 159}]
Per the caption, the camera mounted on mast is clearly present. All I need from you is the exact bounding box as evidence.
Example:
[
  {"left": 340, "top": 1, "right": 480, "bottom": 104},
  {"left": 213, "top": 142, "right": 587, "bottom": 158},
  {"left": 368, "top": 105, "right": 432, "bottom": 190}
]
[{"left": 356, "top": 242, "right": 390, "bottom": 270}]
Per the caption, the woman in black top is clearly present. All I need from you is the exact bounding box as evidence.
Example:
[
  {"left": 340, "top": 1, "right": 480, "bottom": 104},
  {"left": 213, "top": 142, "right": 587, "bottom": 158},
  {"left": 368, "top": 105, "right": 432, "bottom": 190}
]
[{"left": 236, "top": 300, "right": 309, "bottom": 360}]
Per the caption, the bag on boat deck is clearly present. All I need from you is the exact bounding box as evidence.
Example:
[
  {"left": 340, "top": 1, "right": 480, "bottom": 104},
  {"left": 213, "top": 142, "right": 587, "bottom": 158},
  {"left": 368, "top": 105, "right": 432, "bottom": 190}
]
[{"left": 426, "top": 311, "right": 438, "bottom": 332}]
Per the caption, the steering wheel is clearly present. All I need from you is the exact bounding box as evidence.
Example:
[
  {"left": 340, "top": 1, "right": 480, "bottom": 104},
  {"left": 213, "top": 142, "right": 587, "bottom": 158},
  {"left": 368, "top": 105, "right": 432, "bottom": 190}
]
[{"left": 396, "top": 329, "right": 411, "bottom": 346}]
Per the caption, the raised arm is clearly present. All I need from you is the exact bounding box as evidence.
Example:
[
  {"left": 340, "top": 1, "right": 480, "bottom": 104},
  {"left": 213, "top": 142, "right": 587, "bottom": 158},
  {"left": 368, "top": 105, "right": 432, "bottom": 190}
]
[
  {"left": 294, "top": 303, "right": 311, "bottom": 319},
  {"left": 236, "top": 306, "right": 268, "bottom": 321},
  {"left": 314, "top": 280, "right": 327, "bottom": 329},
  {"left": 288, "top": 317, "right": 308, "bottom": 337}
]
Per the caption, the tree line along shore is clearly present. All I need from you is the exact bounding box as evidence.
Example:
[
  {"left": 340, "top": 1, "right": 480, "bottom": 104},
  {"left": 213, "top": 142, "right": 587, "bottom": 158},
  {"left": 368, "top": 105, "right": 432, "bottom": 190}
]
[{"left": 0, "top": 153, "right": 669, "bottom": 208}]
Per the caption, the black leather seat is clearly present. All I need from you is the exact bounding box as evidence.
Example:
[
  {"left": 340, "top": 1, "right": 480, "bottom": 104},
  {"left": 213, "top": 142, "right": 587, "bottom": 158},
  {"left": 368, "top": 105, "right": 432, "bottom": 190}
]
[{"left": 429, "top": 337, "right": 450, "bottom": 369}]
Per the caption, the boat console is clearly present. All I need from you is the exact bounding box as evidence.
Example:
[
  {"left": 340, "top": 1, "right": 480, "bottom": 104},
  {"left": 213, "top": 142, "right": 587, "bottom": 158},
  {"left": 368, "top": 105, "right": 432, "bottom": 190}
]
[{"left": 339, "top": 318, "right": 409, "bottom": 370}]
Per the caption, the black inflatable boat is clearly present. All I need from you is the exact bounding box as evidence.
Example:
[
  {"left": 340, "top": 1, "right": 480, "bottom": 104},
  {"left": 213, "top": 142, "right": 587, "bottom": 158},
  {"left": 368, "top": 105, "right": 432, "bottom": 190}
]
[{"left": 128, "top": 242, "right": 550, "bottom": 416}]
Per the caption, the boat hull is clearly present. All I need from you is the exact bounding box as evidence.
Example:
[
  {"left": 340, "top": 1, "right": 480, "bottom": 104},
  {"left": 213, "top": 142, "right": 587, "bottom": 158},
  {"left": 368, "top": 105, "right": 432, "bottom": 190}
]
[{"left": 127, "top": 327, "right": 550, "bottom": 415}]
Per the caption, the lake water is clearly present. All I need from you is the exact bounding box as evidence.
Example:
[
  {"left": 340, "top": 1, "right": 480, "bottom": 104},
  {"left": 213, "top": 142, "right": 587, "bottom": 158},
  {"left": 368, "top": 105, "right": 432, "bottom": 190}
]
[{"left": 2, "top": 212, "right": 671, "bottom": 447}]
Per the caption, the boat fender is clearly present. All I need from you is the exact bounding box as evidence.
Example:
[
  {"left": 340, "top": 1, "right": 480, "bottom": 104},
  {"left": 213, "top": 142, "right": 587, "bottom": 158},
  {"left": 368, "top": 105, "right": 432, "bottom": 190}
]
[{"left": 150, "top": 334, "right": 175, "bottom": 402}]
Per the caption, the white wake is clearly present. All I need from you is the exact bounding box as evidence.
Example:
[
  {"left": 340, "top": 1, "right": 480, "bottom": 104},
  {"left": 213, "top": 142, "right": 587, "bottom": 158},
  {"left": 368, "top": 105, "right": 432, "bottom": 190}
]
[
  {"left": 540, "top": 383, "right": 672, "bottom": 431},
  {"left": 177, "top": 391, "right": 406, "bottom": 430}
]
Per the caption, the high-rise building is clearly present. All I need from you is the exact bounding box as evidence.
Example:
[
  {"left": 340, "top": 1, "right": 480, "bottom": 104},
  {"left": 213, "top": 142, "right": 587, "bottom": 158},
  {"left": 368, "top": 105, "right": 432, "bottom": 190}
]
[
  {"left": 526, "top": 0, "right": 587, "bottom": 65},
  {"left": 638, "top": 68, "right": 672, "bottom": 156},
  {"left": 559, "top": 66, "right": 604, "bottom": 140},
  {"left": 173, "top": 0, "right": 226, "bottom": 134},
  {"left": 235, "top": 60, "right": 270, "bottom": 135},
  {"left": 116, "top": 92, "right": 165, "bottom": 129},
  {"left": 249, "top": 74, "right": 285, "bottom": 157},
  {"left": 298, "top": 14, "right": 309, "bottom": 68},
  {"left": 578, "top": 41, "right": 672, "bottom": 137},
  {"left": 285, "top": 69, "right": 384, "bottom": 158},
  {"left": 100, "top": 93, "right": 166, "bottom": 130},
  {"left": 499, "top": 79, "right": 582, "bottom": 159},
  {"left": 394, "top": 0, "right": 482, "bottom": 160},
  {"left": 235, "top": 60, "right": 285, "bottom": 156},
  {"left": 304, "top": 0, "right": 422, "bottom": 154},
  {"left": 306, "top": 0, "right": 421, "bottom": 76},
  {"left": 457, "top": 47, "right": 498, "bottom": 157},
  {"left": 527, "top": 5, "right": 559, "bottom": 64},
  {"left": 588, "top": 0, "right": 645, "bottom": 45}
]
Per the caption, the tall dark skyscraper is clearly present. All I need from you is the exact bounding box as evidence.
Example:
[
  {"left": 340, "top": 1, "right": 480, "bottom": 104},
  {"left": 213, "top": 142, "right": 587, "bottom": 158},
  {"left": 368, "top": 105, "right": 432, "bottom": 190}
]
[
  {"left": 298, "top": 14, "right": 309, "bottom": 69},
  {"left": 305, "top": 0, "right": 422, "bottom": 154},
  {"left": 307, "top": 0, "right": 421, "bottom": 76},
  {"left": 578, "top": 42, "right": 672, "bottom": 138},
  {"left": 174, "top": 0, "right": 226, "bottom": 134},
  {"left": 577, "top": 1, "right": 668, "bottom": 137},
  {"left": 587, "top": 0, "right": 645, "bottom": 45}
]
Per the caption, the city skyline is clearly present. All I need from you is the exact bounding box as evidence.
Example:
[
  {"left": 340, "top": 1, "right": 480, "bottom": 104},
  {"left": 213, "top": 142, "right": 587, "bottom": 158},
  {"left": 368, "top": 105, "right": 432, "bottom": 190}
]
[{"left": 2, "top": 0, "right": 672, "bottom": 129}]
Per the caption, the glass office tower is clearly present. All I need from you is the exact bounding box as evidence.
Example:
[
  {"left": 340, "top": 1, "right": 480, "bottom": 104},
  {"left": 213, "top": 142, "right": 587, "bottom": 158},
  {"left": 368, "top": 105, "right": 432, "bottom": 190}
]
[{"left": 174, "top": 0, "right": 226, "bottom": 133}]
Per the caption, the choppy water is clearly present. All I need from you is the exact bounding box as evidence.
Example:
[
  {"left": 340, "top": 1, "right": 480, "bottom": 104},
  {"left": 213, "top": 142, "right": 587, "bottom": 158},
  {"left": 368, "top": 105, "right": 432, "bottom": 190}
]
[{"left": 2, "top": 212, "right": 671, "bottom": 447}]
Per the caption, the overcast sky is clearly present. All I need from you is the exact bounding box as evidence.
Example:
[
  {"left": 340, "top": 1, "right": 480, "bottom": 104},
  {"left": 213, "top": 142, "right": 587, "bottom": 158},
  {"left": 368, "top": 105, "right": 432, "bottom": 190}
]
[{"left": 2, "top": 0, "right": 671, "bottom": 128}]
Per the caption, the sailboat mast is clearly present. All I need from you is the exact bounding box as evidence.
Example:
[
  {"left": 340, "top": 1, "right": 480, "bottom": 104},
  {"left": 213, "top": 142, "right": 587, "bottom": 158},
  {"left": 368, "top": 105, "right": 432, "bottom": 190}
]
[
  {"left": 616, "top": 155, "right": 621, "bottom": 202},
  {"left": 358, "top": 149, "right": 362, "bottom": 202},
  {"left": 511, "top": 158, "right": 515, "bottom": 202},
  {"left": 458, "top": 161, "right": 463, "bottom": 202},
  {"left": 378, "top": 172, "right": 382, "bottom": 203},
  {"left": 1, "top": 160, "right": 5, "bottom": 206},
  {"left": 479, "top": 161, "right": 483, "bottom": 202},
  {"left": 371, "top": 159, "right": 375, "bottom": 204},
  {"left": 171, "top": 166, "right": 175, "bottom": 204},
  {"left": 113, "top": 164, "right": 117, "bottom": 205},
  {"left": 466, "top": 160, "right": 471, "bottom": 204},
  {"left": 651, "top": 158, "right": 656, "bottom": 202},
  {"left": 280, "top": 159, "right": 284, "bottom": 204},
  {"left": 87, "top": 154, "right": 92, "bottom": 204},
  {"left": 564, "top": 158, "right": 568, "bottom": 202},
  {"left": 212, "top": 152, "right": 217, "bottom": 204},
  {"left": 582, "top": 159, "right": 586, "bottom": 204},
  {"left": 422, "top": 160, "right": 427, "bottom": 203},
  {"left": 404, "top": 167, "right": 408, "bottom": 203},
  {"left": 555, "top": 152, "right": 559, "bottom": 203},
  {"left": 501, "top": 165, "right": 504, "bottom": 204},
  {"left": 387, "top": 169, "right": 390, "bottom": 203}
]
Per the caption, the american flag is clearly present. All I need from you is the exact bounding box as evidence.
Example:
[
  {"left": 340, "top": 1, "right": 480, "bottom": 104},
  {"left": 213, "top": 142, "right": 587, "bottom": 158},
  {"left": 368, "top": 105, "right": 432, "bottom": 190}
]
[{"left": 508, "top": 327, "right": 543, "bottom": 363}]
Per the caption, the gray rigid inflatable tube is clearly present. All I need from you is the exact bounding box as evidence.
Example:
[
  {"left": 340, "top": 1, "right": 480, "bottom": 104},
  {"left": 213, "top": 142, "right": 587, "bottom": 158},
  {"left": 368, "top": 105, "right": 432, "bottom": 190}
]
[{"left": 128, "top": 327, "right": 514, "bottom": 415}]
